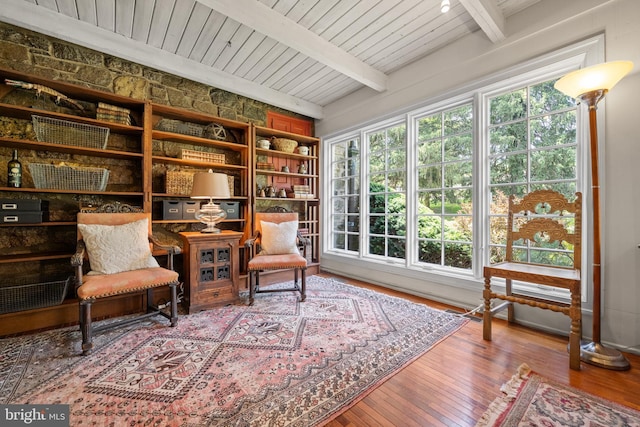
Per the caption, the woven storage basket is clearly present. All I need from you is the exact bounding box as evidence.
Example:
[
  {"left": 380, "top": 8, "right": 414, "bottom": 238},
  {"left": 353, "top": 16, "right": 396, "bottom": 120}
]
[
  {"left": 32, "top": 115, "right": 109, "bottom": 149},
  {"left": 166, "top": 171, "right": 234, "bottom": 196},
  {"left": 271, "top": 137, "right": 298, "bottom": 153},
  {"left": 156, "top": 119, "right": 203, "bottom": 137},
  {"left": 29, "top": 163, "right": 110, "bottom": 191},
  {"left": 180, "top": 149, "right": 225, "bottom": 164}
]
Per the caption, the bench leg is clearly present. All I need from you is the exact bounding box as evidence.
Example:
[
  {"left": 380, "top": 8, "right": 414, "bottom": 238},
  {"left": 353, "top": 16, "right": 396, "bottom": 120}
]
[{"left": 80, "top": 299, "right": 94, "bottom": 355}]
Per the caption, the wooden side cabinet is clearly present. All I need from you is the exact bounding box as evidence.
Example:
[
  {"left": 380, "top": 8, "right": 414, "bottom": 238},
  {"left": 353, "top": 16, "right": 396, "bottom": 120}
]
[{"left": 179, "top": 231, "right": 243, "bottom": 313}]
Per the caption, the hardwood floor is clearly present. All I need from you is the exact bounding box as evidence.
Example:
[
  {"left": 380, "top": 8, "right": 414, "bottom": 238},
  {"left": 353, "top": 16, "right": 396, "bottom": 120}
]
[{"left": 320, "top": 273, "right": 640, "bottom": 427}]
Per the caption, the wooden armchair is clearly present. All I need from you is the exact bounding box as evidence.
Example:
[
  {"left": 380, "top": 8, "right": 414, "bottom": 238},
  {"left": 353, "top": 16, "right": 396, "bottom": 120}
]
[
  {"left": 245, "top": 210, "right": 309, "bottom": 305},
  {"left": 483, "top": 189, "right": 583, "bottom": 370},
  {"left": 72, "top": 203, "right": 181, "bottom": 355}
]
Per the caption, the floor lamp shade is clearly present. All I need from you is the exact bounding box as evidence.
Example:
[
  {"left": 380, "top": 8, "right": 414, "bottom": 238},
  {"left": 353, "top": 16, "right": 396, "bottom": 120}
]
[
  {"left": 554, "top": 60, "right": 633, "bottom": 370},
  {"left": 191, "top": 170, "right": 230, "bottom": 233}
]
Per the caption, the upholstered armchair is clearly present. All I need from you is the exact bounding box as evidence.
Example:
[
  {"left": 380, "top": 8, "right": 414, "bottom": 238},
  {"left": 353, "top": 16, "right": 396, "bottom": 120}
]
[
  {"left": 245, "top": 210, "right": 309, "bottom": 305},
  {"left": 72, "top": 204, "right": 181, "bottom": 355}
]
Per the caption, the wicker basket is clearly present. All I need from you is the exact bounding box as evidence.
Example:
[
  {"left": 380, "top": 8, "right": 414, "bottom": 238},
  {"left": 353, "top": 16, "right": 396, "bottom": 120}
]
[
  {"left": 271, "top": 137, "right": 298, "bottom": 153},
  {"left": 0, "top": 276, "right": 72, "bottom": 314},
  {"left": 166, "top": 170, "right": 234, "bottom": 196},
  {"left": 32, "top": 115, "right": 110, "bottom": 149},
  {"left": 29, "top": 163, "right": 110, "bottom": 191},
  {"left": 180, "top": 149, "right": 225, "bottom": 164},
  {"left": 156, "top": 119, "right": 203, "bottom": 137}
]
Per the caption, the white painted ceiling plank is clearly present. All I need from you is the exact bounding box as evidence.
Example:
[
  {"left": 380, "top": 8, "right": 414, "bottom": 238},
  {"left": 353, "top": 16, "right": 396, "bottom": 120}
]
[
  {"left": 114, "top": 0, "right": 135, "bottom": 38},
  {"left": 75, "top": 0, "right": 97, "bottom": 25},
  {"left": 200, "top": 17, "right": 240, "bottom": 66},
  {"left": 222, "top": 31, "right": 267, "bottom": 74},
  {"left": 369, "top": 13, "right": 476, "bottom": 71},
  {"left": 195, "top": 0, "right": 388, "bottom": 92},
  {"left": 346, "top": 1, "right": 440, "bottom": 59},
  {"left": 175, "top": 2, "right": 212, "bottom": 58},
  {"left": 359, "top": 3, "right": 473, "bottom": 66},
  {"left": 258, "top": 48, "right": 304, "bottom": 86},
  {"left": 34, "top": 0, "right": 57, "bottom": 11},
  {"left": 271, "top": 56, "right": 321, "bottom": 92},
  {"left": 95, "top": 0, "right": 115, "bottom": 31},
  {"left": 458, "top": 0, "right": 506, "bottom": 42},
  {"left": 147, "top": 0, "right": 175, "bottom": 49},
  {"left": 296, "top": 0, "right": 342, "bottom": 34},
  {"left": 214, "top": 25, "right": 254, "bottom": 70},
  {"left": 188, "top": 11, "right": 226, "bottom": 62},
  {"left": 55, "top": 0, "right": 78, "bottom": 18},
  {"left": 131, "top": 0, "right": 156, "bottom": 43},
  {"left": 162, "top": 0, "right": 196, "bottom": 53},
  {"left": 1, "top": 0, "right": 323, "bottom": 117},
  {"left": 236, "top": 37, "right": 282, "bottom": 80}
]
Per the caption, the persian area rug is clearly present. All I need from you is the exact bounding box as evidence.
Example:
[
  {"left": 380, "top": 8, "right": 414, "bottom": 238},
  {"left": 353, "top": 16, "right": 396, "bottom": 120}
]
[
  {"left": 1, "top": 276, "right": 466, "bottom": 426},
  {"left": 476, "top": 363, "right": 640, "bottom": 427}
]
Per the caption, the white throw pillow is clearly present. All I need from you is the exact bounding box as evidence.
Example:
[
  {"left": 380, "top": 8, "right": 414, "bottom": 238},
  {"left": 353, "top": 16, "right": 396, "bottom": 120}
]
[
  {"left": 259, "top": 220, "right": 299, "bottom": 255},
  {"left": 77, "top": 218, "right": 159, "bottom": 275}
]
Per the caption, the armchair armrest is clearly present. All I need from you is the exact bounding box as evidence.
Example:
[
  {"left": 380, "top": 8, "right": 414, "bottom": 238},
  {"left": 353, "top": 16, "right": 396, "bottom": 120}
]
[
  {"left": 297, "top": 231, "right": 311, "bottom": 259},
  {"left": 149, "top": 234, "right": 182, "bottom": 271},
  {"left": 71, "top": 240, "right": 87, "bottom": 287},
  {"left": 244, "top": 231, "right": 261, "bottom": 260}
]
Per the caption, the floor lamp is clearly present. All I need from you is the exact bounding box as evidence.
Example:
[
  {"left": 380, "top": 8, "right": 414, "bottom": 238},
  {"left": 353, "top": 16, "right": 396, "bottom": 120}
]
[{"left": 555, "top": 60, "right": 633, "bottom": 370}]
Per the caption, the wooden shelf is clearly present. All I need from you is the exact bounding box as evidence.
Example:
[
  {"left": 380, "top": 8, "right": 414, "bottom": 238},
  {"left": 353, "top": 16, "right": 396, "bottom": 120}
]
[
  {"left": 0, "top": 251, "right": 73, "bottom": 264},
  {"left": 0, "top": 137, "right": 143, "bottom": 159}
]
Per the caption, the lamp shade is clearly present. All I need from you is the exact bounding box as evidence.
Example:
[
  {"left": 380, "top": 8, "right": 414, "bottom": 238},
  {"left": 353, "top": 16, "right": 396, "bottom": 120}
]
[
  {"left": 554, "top": 60, "right": 633, "bottom": 98},
  {"left": 191, "top": 170, "right": 230, "bottom": 199}
]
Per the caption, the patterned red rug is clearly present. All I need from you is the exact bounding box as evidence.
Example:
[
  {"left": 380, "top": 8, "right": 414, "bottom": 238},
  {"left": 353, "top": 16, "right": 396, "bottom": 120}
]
[
  {"left": 2, "top": 276, "right": 466, "bottom": 426},
  {"left": 477, "top": 363, "right": 640, "bottom": 426}
]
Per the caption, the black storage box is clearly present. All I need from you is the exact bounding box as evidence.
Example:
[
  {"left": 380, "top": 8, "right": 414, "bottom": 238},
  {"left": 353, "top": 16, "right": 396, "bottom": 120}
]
[
  {"left": 1, "top": 211, "right": 48, "bottom": 224},
  {"left": 182, "top": 201, "right": 200, "bottom": 220},
  {"left": 162, "top": 200, "right": 182, "bottom": 220},
  {"left": 220, "top": 202, "right": 240, "bottom": 219},
  {"left": 0, "top": 198, "right": 49, "bottom": 211}
]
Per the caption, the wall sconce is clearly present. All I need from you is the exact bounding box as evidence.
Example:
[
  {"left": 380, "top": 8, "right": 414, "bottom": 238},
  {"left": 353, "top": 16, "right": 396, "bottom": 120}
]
[{"left": 190, "top": 169, "right": 230, "bottom": 233}]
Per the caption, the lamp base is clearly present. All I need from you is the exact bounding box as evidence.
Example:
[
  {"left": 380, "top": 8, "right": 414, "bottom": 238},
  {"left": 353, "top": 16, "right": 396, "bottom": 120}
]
[
  {"left": 200, "top": 225, "right": 222, "bottom": 233},
  {"left": 580, "top": 340, "right": 630, "bottom": 370}
]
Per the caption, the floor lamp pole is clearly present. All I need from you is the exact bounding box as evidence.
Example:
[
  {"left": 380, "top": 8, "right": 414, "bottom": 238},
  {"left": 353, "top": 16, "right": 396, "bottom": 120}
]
[{"left": 578, "top": 91, "right": 630, "bottom": 370}]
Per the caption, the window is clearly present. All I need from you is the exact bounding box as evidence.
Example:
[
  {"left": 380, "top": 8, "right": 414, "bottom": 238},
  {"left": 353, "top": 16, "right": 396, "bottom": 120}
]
[
  {"left": 487, "top": 79, "right": 578, "bottom": 267},
  {"left": 330, "top": 137, "right": 361, "bottom": 254},
  {"left": 415, "top": 103, "right": 473, "bottom": 269},
  {"left": 366, "top": 123, "right": 406, "bottom": 260},
  {"left": 323, "top": 37, "right": 598, "bottom": 295}
]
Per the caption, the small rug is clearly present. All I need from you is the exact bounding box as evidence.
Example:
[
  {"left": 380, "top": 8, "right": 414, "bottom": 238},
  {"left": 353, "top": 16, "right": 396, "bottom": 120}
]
[
  {"left": 1, "top": 276, "right": 466, "bottom": 426},
  {"left": 477, "top": 363, "right": 640, "bottom": 426}
]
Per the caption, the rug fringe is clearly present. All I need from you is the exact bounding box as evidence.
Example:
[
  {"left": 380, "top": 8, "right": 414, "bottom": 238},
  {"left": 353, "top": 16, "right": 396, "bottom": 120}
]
[{"left": 475, "top": 363, "right": 531, "bottom": 427}]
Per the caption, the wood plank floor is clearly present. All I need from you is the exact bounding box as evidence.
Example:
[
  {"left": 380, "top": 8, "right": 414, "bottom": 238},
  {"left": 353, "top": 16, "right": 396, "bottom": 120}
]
[{"left": 320, "top": 273, "right": 640, "bottom": 427}]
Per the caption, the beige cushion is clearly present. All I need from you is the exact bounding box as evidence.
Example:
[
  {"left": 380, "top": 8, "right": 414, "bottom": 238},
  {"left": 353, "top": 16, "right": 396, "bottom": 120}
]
[
  {"left": 77, "top": 218, "right": 159, "bottom": 275},
  {"left": 259, "top": 220, "right": 299, "bottom": 255}
]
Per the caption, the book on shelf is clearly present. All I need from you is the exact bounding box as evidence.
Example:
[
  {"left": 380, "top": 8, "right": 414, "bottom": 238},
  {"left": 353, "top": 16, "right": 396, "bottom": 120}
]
[{"left": 98, "top": 102, "right": 131, "bottom": 114}]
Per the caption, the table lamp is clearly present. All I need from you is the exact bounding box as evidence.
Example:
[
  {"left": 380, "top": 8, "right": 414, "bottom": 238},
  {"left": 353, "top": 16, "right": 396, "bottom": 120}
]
[{"left": 190, "top": 169, "right": 230, "bottom": 233}]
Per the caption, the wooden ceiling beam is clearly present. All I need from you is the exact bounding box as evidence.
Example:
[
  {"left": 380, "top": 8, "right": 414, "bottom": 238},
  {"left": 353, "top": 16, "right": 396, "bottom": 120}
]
[
  {"left": 458, "top": 0, "right": 506, "bottom": 42},
  {"left": 196, "top": 0, "right": 389, "bottom": 92}
]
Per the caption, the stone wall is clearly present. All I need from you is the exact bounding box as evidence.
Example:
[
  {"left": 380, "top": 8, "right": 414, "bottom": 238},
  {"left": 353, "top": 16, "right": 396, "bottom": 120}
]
[
  {"left": 0, "top": 21, "right": 312, "bottom": 283},
  {"left": 0, "top": 22, "right": 310, "bottom": 125}
]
